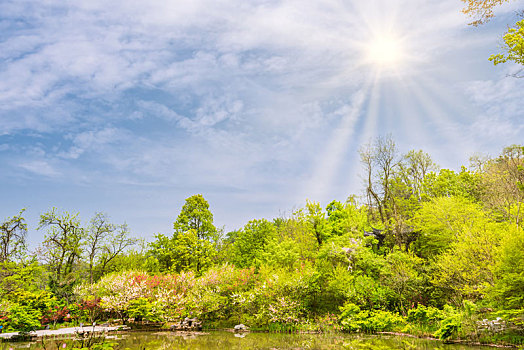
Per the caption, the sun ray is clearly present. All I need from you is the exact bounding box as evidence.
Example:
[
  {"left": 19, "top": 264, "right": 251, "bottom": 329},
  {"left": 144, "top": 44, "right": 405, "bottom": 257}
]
[
  {"left": 397, "top": 75, "right": 477, "bottom": 164},
  {"left": 358, "top": 70, "right": 383, "bottom": 144},
  {"left": 301, "top": 79, "right": 373, "bottom": 202},
  {"left": 386, "top": 76, "right": 434, "bottom": 148}
]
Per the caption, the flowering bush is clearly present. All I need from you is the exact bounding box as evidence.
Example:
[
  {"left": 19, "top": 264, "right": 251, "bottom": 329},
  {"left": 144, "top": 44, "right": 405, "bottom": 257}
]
[
  {"left": 74, "top": 270, "right": 198, "bottom": 322},
  {"left": 70, "top": 265, "right": 319, "bottom": 329},
  {"left": 268, "top": 297, "right": 302, "bottom": 324},
  {"left": 41, "top": 305, "right": 70, "bottom": 325}
]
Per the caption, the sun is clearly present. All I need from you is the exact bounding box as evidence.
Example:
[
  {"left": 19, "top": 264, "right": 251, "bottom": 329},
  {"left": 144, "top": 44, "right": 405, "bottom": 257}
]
[{"left": 364, "top": 34, "right": 405, "bottom": 69}]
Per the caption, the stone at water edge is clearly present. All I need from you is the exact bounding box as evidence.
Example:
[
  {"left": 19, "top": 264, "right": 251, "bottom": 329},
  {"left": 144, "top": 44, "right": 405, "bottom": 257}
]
[
  {"left": 170, "top": 317, "right": 203, "bottom": 331},
  {"left": 234, "top": 324, "right": 249, "bottom": 332}
]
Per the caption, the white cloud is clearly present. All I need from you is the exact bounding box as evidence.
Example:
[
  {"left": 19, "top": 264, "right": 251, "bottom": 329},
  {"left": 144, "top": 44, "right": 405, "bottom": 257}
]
[
  {"left": 18, "top": 160, "right": 60, "bottom": 178},
  {"left": 58, "top": 128, "right": 129, "bottom": 159},
  {"left": 464, "top": 75, "right": 524, "bottom": 147}
]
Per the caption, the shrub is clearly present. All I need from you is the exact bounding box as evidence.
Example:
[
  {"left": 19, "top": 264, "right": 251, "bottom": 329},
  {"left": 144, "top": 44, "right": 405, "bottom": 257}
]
[
  {"left": 6, "top": 304, "right": 42, "bottom": 333},
  {"left": 407, "top": 304, "right": 444, "bottom": 323},
  {"left": 434, "top": 315, "right": 462, "bottom": 340},
  {"left": 339, "top": 302, "right": 405, "bottom": 333},
  {"left": 127, "top": 297, "right": 164, "bottom": 323}
]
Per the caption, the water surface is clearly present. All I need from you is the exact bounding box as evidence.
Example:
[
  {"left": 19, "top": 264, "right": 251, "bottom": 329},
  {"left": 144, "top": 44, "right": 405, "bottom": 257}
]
[{"left": 1, "top": 331, "right": 491, "bottom": 349}]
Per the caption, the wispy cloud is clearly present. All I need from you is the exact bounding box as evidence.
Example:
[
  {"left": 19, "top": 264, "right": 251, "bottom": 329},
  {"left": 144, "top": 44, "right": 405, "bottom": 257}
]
[{"left": 18, "top": 160, "right": 60, "bottom": 178}]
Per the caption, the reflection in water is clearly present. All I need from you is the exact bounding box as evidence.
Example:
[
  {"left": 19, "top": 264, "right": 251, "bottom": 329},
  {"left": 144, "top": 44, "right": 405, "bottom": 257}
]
[{"left": 1, "top": 331, "right": 489, "bottom": 350}]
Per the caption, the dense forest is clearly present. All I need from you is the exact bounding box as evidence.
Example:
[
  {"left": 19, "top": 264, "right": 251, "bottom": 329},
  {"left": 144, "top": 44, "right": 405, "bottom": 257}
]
[{"left": 1, "top": 138, "right": 523, "bottom": 345}]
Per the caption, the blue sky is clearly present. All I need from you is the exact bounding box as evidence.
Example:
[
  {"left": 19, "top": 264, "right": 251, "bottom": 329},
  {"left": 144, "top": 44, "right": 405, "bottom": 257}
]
[{"left": 1, "top": 0, "right": 523, "bottom": 247}]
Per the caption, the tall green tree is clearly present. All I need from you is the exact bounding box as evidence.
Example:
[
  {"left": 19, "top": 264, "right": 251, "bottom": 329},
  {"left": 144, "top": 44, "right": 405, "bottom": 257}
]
[
  {"left": 148, "top": 194, "right": 218, "bottom": 274},
  {"left": 174, "top": 194, "right": 217, "bottom": 240},
  {"left": 1, "top": 210, "right": 45, "bottom": 300}
]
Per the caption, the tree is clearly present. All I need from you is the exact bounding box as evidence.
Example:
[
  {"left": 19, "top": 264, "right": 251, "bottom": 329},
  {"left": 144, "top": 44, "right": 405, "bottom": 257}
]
[
  {"left": 304, "top": 201, "right": 328, "bottom": 246},
  {"left": 38, "top": 208, "right": 84, "bottom": 299},
  {"left": 231, "top": 219, "right": 276, "bottom": 268},
  {"left": 461, "top": 0, "right": 512, "bottom": 26},
  {"left": 325, "top": 198, "right": 368, "bottom": 239},
  {"left": 95, "top": 223, "right": 136, "bottom": 277},
  {"left": 461, "top": 0, "right": 524, "bottom": 68},
  {"left": 360, "top": 136, "right": 437, "bottom": 248},
  {"left": 434, "top": 221, "right": 503, "bottom": 304},
  {"left": 382, "top": 250, "right": 424, "bottom": 314},
  {"left": 411, "top": 196, "right": 488, "bottom": 259},
  {"left": 360, "top": 135, "right": 398, "bottom": 228},
  {"left": 421, "top": 167, "right": 482, "bottom": 202},
  {"left": 272, "top": 211, "right": 318, "bottom": 263},
  {"left": 174, "top": 194, "right": 217, "bottom": 240},
  {"left": 148, "top": 194, "right": 218, "bottom": 274},
  {"left": 0, "top": 209, "right": 27, "bottom": 262},
  {"left": 398, "top": 150, "right": 439, "bottom": 202},
  {"left": 148, "top": 233, "right": 176, "bottom": 272},
  {"left": 490, "top": 19, "right": 524, "bottom": 69},
  {"left": 86, "top": 212, "right": 113, "bottom": 284},
  {"left": 480, "top": 145, "right": 524, "bottom": 226},
  {"left": 85, "top": 213, "right": 136, "bottom": 283},
  {"left": 488, "top": 225, "right": 524, "bottom": 310}
]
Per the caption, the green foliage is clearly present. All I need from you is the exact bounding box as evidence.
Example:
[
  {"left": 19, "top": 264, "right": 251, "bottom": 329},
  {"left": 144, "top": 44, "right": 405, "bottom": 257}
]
[
  {"left": 127, "top": 297, "right": 164, "bottom": 323},
  {"left": 0, "top": 259, "right": 44, "bottom": 298},
  {"left": 325, "top": 198, "right": 368, "bottom": 239},
  {"left": 174, "top": 194, "right": 217, "bottom": 240},
  {"left": 490, "top": 19, "right": 524, "bottom": 66},
  {"left": 421, "top": 168, "right": 482, "bottom": 202},
  {"left": 230, "top": 219, "right": 276, "bottom": 268},
  {"left": 259, "top": 238, "right": 300, "bottom": 270},
  {"left": 5, "top": 303, "right": 41, "bottom": 333},
  {"left": 339, "top": 302, "right": 405, "bottom": 333},
  {"left": 304, "top": 201, "right": 329, "bottom": 246},
  {"left": 434, "top": 217, "right": 503, "bottom": 302},
  {"left": 172, "top": 229, "right": 216, "bottom": 273},
  {"left": 382, "top": 250, "right": 424, "bottom": 314},
  {"left": 407, "top": 304, "right": 447, "bottom": 324},
  {"left": 345, "top": 274, "right": 391, "bottom": 311},
  {"left": 434, "top": 315, "right": 462, "bottom": 340},
  {"left": 147, "top": 194, "right": 220, "bottom": 274},
  {"left": 411, "top": 196, "right": 487, "bottom": 259},
  {"left": 489, "top": 225, "right": 524, "bottom": 310},
  {"left": 405, "top": 304, "right": 448, "bottom": 335}
]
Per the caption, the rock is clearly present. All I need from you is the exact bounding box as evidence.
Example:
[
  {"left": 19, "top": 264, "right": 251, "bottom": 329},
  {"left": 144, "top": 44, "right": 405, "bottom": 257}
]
[
  {"left": 170, "top": 317, "right": 202, "bottom": 331},
  {"left": 234, "top": 324, "right": 249, "bottom": 332}
]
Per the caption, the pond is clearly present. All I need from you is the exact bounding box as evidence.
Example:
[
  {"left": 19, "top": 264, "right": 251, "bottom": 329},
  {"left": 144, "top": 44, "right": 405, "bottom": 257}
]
[{"left": 1, "top": 331, "right": 491, "bottom": 349}]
